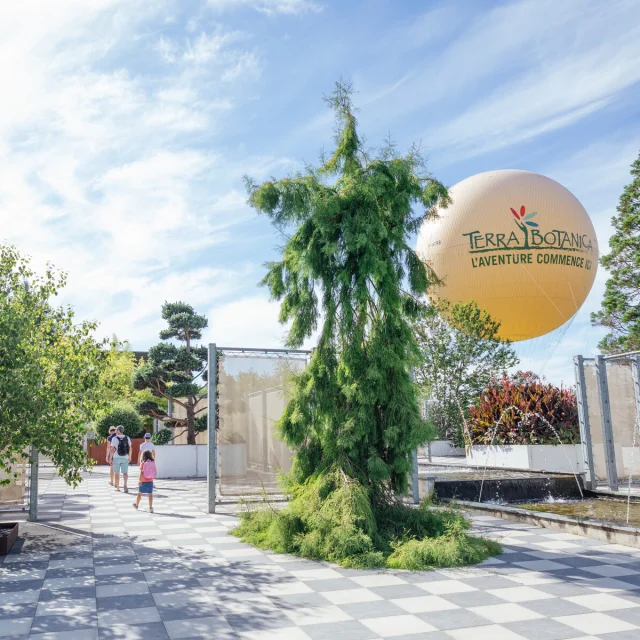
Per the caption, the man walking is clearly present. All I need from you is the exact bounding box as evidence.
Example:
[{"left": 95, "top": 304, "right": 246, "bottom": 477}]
[
  {"left": 106, "top": 426, "right": 117, "bottom": 486},
  {"left": 138, "top": 433, "right": 155, "bottom": 464},
  {"left": 111, "top": 425, "right": 132, "bottom": 493}
]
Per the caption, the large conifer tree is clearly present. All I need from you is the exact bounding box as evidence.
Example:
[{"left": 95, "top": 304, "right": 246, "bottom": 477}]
[
  {"left": 246, "top": 81, "right": 448, "bottom": 499},
  {"left": 234, "top": 82, "right": 500, "bottom": 570},
  {"left": 592, "top": 152, "right": 640, "bottom": 353}
]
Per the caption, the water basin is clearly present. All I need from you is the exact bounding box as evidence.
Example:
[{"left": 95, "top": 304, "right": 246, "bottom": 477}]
[{"left": 520, "top": 497, "right": 640, "bottom": 528}]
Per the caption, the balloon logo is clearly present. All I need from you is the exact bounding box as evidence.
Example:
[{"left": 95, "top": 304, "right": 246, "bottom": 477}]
[{"left": 417, "top": 170, "right": 598, "bottom": 342}]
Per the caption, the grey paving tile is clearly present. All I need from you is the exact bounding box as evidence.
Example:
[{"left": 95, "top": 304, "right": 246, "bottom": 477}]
[
  {"left": 602, "top": 632, "right": 640, "bottom": 640},
  {"left": 0, "top": 579, "right": 43, "bottom": 594},
  {"left": 264, "top": 592, "right": 332, "bottom": 608},
  {"left": 308, "top": 579, "right": 363, "bottom": 592},
  {"left": 608, "top": 607, "right": 640, "bottom": 625},
  {"left": 225, "top": 610, "right": 294, "bottom": 633},
  {"left": 441, "top": 590, "right": 506, "bottom": 608},
  {"left": 45, "top": 566, "right": 95, "bottom": 580},
  {"left": 99, "top": 622, "right": 170, "bottom": 639},
  {"left": 147, "top": 578, "right": 202, "bottom": 594},
  {"left": 157, "top": 601, "right": 221, "bottom": 622},
  {"left": 503, "top": 617, "right": 584, "bottom": 639},
  {"left": 521, "top": 598, "right": 594, "bottom": 617},
  {"left": 552, "top": 555, "right": 609, "bottom": 568},
  {"left": 368, "top": 584, "right": 428, "bottom": 599},
  {"left": 418, "top": 608, "right": 492, "bottom": 630},
  {"left": 39, "top": 587, "right": 97, "bottom": 601},
  {"left": 456, "top": 575, "right": 519, "bottom": 590},
  {"left": 96, "top": 583, "right": 149, "bottom": 598},
  {"left": 29, "top": 613, "right": 98, "bottom": 634},
  {"left": 337, "top": 600, "right": 406, "bottom": 620},
  {"left": 97, "top": 594, "right": 157, "bottom": 611},
  {"left": 303, "top": 620, "right": 379, "bottom": 639},
  {"left": 536, "top": 582, "right": 600, "bottom": 598},
  {"left": 30, "top": 629, "right": 99, "bottom": 640},
  {"left": 0, "top": 616, "right": 32, "bottom": 637},
  {"left": 95, "top": 573, "right": 148, "bottom": 587},
  {"left": 0, "top": 602, "right": 37, "bottom": 621},
  {"left": 164, "top": 615, "right": 237, "bottom": 639}
]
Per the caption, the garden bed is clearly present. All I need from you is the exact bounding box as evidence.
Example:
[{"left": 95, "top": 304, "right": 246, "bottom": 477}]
[
  {"left": 465, "top": 444, "right": 584, "bottom": 474},
  {"left": 0, "top": 523, "right": 19, "bottom": 556}
]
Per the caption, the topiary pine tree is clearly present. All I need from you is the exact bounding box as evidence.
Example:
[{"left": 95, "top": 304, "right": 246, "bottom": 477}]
[
  {"left": 133, "top": 302, "right": 208, "bottom": 445},
  {"left": 592, "top": 151, "right": 640, "bottom": 353}
]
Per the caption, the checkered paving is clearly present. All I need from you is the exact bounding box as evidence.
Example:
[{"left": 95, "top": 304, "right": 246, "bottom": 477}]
[{"left": 2, "top": 469, "right": 640, "bottom": 638}]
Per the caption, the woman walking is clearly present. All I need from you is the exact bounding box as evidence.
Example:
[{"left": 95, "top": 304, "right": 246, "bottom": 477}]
[{"left": 134, "top": 450, "right": 157, "bottom": 513}]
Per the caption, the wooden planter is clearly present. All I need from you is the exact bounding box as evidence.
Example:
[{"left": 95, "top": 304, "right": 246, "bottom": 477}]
[{"left": 0, "top": 522, "right": 19, "bottom": 556}]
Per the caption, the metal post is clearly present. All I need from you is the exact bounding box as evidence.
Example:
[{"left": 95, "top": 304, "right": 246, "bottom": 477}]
[
  {"left": 631, "top": 356, "right": 640, "bottom": 485},
  {"left": 574, "top": 355, "right": 596, "bottom": 490},
  {"left": 29, "top": 447, "right": 39, "bottom": 522},
  {"left": 261, "top": 389, "right": 269, "bottom": 470},
  {"left": 207, "top": 344, "right": 217, "bottom": 513},
  {"left": 595, "top": 354, "right": 618, "bottom": 490},
  {"left": 411, "top": 369, "right": 419, "bottom": 504},
  {"left": 411, "top": 450, "right": 420, "bottom": 504}
]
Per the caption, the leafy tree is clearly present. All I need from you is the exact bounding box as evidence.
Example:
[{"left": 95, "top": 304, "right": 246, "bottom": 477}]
[
  {"left": 133, "top": 302, "right": 208, "bottom": 445},
  {"left": 592, "top": 151, "right": 640, "bottom": 353},
  {"left": 233, "top": 82, "right": 499, "bottom": 569},
  {"left": 98, "top": 337, "right": 138, "bottom": 404},
  {"left": 0, "top": 244, "right": 107, "bottom": 486},
  {"left": 151, "top": 429, "right": 172, "bottom": 445},
  {"left": 96, "top": 403, "right": 144, "bottom": 440},
  {"left": 413, "top": 300, "right": 519, "bottom": 447}
]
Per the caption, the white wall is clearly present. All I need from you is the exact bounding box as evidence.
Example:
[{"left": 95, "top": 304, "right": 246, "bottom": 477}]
[
  {"left": 466, "top": 444, "right": 584, "bottom": 474},
  {"left": 419, "top": 441, "right": 466, "bottom": 457},
  {"left": 154, "top": 444, "right": 207, "bottom": 479}
]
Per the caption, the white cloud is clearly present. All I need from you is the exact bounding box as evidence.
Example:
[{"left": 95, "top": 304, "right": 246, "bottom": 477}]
[
  {"left": 0, "top": 1, "right": 282, "bottom": 346},
  {"left": 352, "top": 0, "right": 640, "bottom": 161},
  {"left": 206, "top": 0, "right": 322, "bottom": 16}
]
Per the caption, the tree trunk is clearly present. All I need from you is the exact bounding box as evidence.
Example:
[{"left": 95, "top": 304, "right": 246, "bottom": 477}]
[{"left": 186, "top": 398, "right": 196, "bottom": 445}]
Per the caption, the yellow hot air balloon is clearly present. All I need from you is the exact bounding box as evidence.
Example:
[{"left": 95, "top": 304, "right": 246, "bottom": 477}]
[{"left": 416, "top": 170, "right": 598, "bottom": 341}]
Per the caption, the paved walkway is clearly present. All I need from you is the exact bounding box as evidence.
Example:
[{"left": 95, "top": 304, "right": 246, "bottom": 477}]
[{"left": 2, "top": 470, "right": 640, "bottom": 639}]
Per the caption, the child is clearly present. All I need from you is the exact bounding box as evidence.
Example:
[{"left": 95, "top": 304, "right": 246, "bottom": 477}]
[{"left": 133, "top": 450, "right": 157, "bottom": 513}]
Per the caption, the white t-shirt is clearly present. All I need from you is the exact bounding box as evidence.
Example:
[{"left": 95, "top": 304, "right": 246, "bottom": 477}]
[
  {"left": 111, "top": 435, "right": 131, "bottom": 457},
  {"left": 140, "top": 441, "right": 155, "bottom": 454}
]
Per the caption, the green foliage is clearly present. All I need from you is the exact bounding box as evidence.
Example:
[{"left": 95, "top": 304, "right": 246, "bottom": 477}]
[
  {"left": 386, "top": 527, "right": 502, "bottom": 571},
  {"left": 97, "top": 337, "right": 138, "bottom": 404},
  {"left": 232, "top": 469, "right": 500, "bottom": 570},
  {"left": 592, "top": 151, "right": 640, "bottom": 353},
  {"left": 414, "top": 300, "right": 519, "bottom": 447},
  {"left": 468, "top": 372, "right": 579, "bottom": 445},
  {"left": 96, "top": 403, "right": 144, "bottom": 440},
  {"left": 246, "top": 80, "right": 448, "bottom": 498},
  {"left": 194, "top": 414, "right": 208, "bottom": 433},
  {"left": 151, "top": 429, "right": 172, "bottom": 445},
  {"left": 236, "top": 81, "right": 498, "bottom": 569},
  {"left": 0, "top": 244, "right": 107, "bottom": 486},
  {"left": 134, "top": 302, "right": 208, "bottom": 444}
]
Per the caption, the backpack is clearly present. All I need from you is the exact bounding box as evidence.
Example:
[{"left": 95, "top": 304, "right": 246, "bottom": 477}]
[
  {"left": 143, "top": 460, "right": 157, "bottom": 480},
  {"left": 116, "top": 436, "right": 130, "bottom": 457}
]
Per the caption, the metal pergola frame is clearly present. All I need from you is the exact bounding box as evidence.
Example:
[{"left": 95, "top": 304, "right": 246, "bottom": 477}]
[
  {"left": 207, "top": 344, "right": 313, "bottom": 513},
  {"left": 207, "top": 345, "right": 422, "bottom": 510},
  {"left": 574, "top": 352, "right": 640, "bottom": 491}
]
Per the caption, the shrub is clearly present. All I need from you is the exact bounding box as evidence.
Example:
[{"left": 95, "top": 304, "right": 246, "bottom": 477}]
[
  {"left": 231, "top": 468, "right": 501, "bottom": 570},
  {"left": 468, "top": 371, "right": 579, "bottom": 445},
  {"left": 96, "top": 404, "right": 144, "bottom": 440},
  {"left": 151, "top": 429, "right": 172, "bottom": 445}
]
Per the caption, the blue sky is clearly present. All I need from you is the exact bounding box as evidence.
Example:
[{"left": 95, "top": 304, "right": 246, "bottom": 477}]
[{"left": 1, "top": 0, "right": 639, "bottom": 385}]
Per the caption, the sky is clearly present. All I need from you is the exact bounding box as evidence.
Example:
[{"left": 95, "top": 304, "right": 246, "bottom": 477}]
[{"left": 1, "top": 0, "right": 639, "bottom": 385}]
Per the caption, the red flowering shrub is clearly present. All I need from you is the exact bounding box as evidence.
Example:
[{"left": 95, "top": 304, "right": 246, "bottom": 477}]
[{"left": 468, "top": 371, "right": 579, "bottom": 445}]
